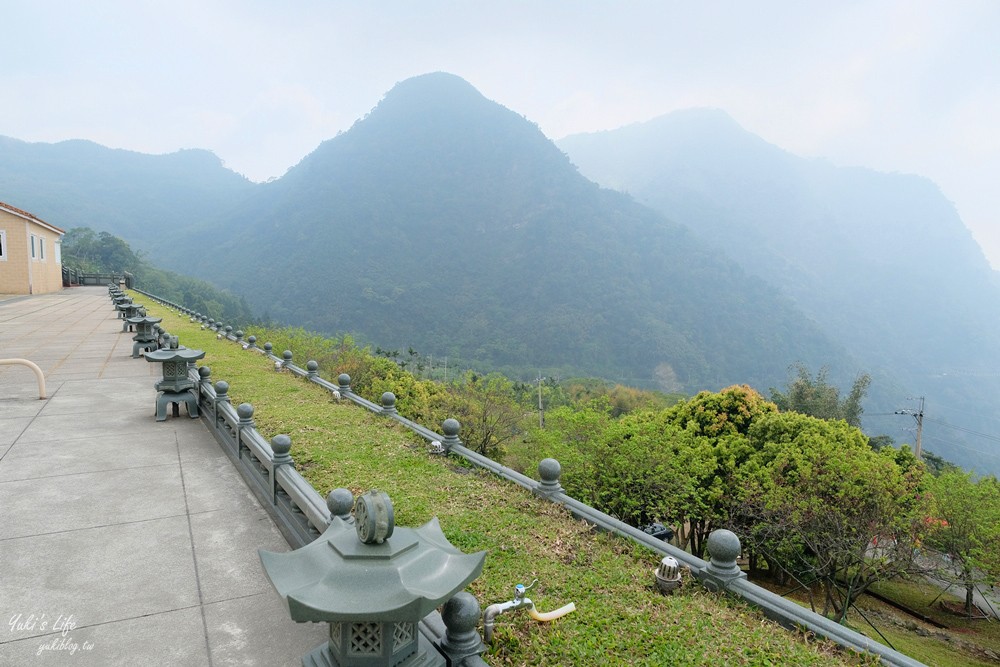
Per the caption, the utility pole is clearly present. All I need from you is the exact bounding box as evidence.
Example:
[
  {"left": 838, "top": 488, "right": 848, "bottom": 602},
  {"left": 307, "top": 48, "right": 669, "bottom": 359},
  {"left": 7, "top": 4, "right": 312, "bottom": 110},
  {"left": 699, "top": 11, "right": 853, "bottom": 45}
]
[
  {"left": 536, "top": 374, "right": 545, "bottom": 428},
  {"left": 895, "top": 396, "right": 925, "bottom": 459}
]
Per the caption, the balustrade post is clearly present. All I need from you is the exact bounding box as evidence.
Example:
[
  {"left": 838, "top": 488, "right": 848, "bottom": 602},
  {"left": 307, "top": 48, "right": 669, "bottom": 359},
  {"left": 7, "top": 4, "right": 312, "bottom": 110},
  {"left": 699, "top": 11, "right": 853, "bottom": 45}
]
[
  {"left": 439, "top": 592, "right": 486, "bottom": 665},
  {"left": 535, "top": 458, "right": 564, "bottom": 498},
  {"left": 270, "top": 434, "right": 293, "bottom": 503},
  {"left": 381, "top": 392, "right": 398, "bottom": 415},
  {"left": 698, "top": 529, "right": 746, "bottom": 592},
  {"left": 327, "top": 488, "right": 355, "bottom": 525},
  {"left": 441, "top": 419, "right": 461, "bottom": 453},
  {"left": 237, "top": 403, "right": 255, "bottom": 459}
]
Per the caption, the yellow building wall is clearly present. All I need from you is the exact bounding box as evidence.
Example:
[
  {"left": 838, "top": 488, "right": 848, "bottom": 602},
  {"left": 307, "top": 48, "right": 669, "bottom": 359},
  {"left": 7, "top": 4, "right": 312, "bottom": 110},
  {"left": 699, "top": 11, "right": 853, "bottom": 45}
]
[{"left": 0, "top": 210, "right": 64, "bottom": 295}]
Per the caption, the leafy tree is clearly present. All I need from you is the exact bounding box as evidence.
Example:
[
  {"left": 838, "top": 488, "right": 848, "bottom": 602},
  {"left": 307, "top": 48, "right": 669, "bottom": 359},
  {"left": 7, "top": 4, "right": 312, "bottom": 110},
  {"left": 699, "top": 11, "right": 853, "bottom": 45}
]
[
  {"left": 920, "top": 449, "right": 958, "bottom": 476},
  {"left": 926, "top": 470, "right": 1000, "bottom": 617},
  {"left": 553, "top": 378, "right": 682, "bottom": 417},
  {"left": 522, "top": 385, "right": 776, "bottom": 557},
  {"left": 440, "top": 372, "right": 522, "bottom": 458},
  {"left": 663, "top": 384, "right": 776, "bottom": 438},
  {"left": 769, "top": 364, "right": 871, "bottom": 428},
  {"left": 867, "top": 434, "right": 895, "bottom": 451},
  {"left": 655, "top": 385, "right": 778, "bottom": 555},
  {"left": 737, "top": 412, "right": 929, "bottom": 620},
  {"left": 508, "top": 404, "right": 611, "bottom": 479},
  {"left": 62, "top": 226, "right": 253, "bottom": 323},
  {"left": 587, "top": 412, "right": 717, "bottom": 531},
  {"left": 62, "top": 227, "right": 143, "bottom": 273}
]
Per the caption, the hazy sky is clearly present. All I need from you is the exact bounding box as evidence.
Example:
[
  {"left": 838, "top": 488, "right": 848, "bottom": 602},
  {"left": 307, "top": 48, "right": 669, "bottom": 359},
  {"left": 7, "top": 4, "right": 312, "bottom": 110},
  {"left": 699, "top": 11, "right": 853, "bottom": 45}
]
[{"left": 3, "top": 1, "right": 998, "bottom": 266}]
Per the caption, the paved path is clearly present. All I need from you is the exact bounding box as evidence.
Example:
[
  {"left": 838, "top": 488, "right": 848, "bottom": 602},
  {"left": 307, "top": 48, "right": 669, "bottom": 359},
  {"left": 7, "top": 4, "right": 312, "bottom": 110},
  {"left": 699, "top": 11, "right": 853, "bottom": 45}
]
[
  {"left": 918, "top": 551, "right": 1000, "bottom": 620},
  {"left": 0, "top": 288, "right": 325, "bottom": 666}
]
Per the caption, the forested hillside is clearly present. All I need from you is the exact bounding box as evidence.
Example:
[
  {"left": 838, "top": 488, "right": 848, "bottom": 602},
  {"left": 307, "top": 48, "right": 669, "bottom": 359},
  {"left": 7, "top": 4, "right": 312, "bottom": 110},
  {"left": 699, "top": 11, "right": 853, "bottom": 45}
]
[
  {"left": 559, "top": 111, "right": 1000, "bottom": 471},
  {"left": 176, "top": 73, "right": 855, "bottom": 393},
  {"left": 0, "top": 135, "right": 252, "bottom": 249}
]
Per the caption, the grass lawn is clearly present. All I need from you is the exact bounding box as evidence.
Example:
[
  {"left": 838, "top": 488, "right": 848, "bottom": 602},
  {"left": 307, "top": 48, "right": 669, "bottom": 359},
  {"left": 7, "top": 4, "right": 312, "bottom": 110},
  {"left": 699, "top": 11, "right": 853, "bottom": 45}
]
[{"left": 754, "top": 574, "right": 1000, "bottom": 667}]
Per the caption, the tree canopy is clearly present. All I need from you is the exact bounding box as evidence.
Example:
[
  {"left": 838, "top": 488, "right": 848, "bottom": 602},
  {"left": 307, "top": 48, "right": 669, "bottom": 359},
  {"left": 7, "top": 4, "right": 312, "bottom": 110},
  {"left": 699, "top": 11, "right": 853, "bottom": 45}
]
[{"left": 770, "top": 363, "right": 871, "bottom": 428}]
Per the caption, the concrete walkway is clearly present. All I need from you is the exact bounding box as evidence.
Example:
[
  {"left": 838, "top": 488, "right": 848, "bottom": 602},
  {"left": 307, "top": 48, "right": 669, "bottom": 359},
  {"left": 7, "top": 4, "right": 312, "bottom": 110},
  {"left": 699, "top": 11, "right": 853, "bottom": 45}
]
[{"left": 0, "top": 288, "right": 325, "bottom": 665}]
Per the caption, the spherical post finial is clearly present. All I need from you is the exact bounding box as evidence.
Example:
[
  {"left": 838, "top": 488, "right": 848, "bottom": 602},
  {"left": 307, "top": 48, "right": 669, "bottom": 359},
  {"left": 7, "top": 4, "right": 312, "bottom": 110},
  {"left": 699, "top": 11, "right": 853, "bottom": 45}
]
[
  {"left": 441, "top": 418, "right": 461, "bottom": 452},
  {"left": 306, "top": 360, "right": 319, "bottom": 378},
  {"left": 237, "top": 402, "right": 254, "bottom": 426},
  {"left": 327, "top": 488, "right": 355, "bottom": 524},
  {"left": 381, "top": 392, "right": 397, "bottom": 415},
  {"left": 337, "top": 373, "right": 351, "bottom": 393},
  {"left": 214, "top": 380, "right": 230, "bottom": 403},
  {"left": 440, "top": 592, "right": 486, "bottom": 662},
  {"left": 700, "top": 529, "right": 745, "bottom": 591},
  {"left": 536, "top": 458, "right": 564, "bottom": 496},
  {"left": 271, "top": 434, "right": 293, "bottom": 466}
]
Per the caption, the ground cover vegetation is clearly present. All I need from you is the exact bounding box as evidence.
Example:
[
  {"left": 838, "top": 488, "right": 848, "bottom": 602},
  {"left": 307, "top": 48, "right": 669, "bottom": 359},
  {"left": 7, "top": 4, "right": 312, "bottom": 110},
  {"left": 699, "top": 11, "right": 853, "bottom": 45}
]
[{"left": 139, "top": 300, "right": 874, "bottom": 666}]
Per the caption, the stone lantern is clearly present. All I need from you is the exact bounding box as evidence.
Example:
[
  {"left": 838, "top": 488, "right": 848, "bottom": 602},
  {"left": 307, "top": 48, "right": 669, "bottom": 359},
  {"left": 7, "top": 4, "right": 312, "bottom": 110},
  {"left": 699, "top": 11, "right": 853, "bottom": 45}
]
[
  {"left": 116, "top": 301, "right": 144, "bottom": 329},
  {"left": 259, "top": 490, "right": 486, "bottom": 667},
  {"left": 143, "top": 336, "right": 205, "bottom": 421},
  {"left": 128, "top": 314, "right": 162, "bottom": 358}
]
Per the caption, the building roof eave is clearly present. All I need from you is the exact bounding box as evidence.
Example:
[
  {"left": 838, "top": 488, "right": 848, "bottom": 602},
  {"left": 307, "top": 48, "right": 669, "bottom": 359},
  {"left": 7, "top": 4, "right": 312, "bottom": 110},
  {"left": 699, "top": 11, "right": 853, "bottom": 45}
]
[{"left": 0, "top": 201, "right": 66, "bottom": 236}]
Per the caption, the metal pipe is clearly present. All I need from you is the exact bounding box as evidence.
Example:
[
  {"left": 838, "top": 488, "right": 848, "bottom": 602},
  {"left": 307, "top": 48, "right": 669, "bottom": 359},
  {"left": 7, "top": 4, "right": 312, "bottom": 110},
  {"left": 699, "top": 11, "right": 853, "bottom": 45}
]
[{"left": 0, "top": 358, "right": 46, "bottom": 398}]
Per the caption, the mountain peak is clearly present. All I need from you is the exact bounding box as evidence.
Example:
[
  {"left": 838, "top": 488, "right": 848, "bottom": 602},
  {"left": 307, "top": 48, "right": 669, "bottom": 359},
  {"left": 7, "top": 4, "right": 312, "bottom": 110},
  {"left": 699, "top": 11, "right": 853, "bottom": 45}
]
[
  {"left": 384, "top": 72, "right": 484, "bottom": 102},
  {"left": 289, "top": 71, "right": 572, "bottom": 190}
]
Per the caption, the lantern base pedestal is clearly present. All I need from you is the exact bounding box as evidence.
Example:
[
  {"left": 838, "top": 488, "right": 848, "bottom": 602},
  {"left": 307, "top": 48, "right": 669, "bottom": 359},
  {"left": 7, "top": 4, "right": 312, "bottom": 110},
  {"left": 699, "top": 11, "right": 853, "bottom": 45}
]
[
  {"left": 302, "top": 629, "right": 445, "bottom": 667},
  {"left": 155, "top": 389, "right": 200, "bottom": 421}
]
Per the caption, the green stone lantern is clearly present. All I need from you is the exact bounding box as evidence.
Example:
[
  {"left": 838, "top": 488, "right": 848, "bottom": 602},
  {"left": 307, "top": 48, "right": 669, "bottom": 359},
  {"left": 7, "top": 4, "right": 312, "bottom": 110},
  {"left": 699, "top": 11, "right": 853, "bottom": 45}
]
[
  {"left": 260, "top": 490, "right": 486, "bottom": 667},
  {"left": 128, "top": 314, "right": 162, "bottom": 358},
  {"left": 116, "top": 301, "right": 144, "bottom": 330},
  {"left": 144, "top": 336, "right": 205, "bottom": 421}
]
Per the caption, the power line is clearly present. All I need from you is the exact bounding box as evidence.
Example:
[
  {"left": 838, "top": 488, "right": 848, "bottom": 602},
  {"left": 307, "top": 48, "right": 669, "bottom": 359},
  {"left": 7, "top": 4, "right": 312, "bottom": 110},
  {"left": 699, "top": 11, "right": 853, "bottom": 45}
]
[
  {"left": 930, "top": 401, "right": 1000, "bottom": 425},
  {"left": 923, "top": 416, "right": 1000, "bottom": 443},
  {"left": 920, "top": 434, "right": 1000, "bottom": 460}
]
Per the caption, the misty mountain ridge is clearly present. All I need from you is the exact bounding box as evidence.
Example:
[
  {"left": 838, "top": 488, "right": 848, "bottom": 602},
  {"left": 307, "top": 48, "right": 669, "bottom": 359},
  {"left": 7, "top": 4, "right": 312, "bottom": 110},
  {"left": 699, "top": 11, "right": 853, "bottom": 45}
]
[
  {"left": 2, "top": 72, "right": 996, "bottom": 470},
  {"left": 0, "top": 134, "right": 253, "bottom": 247},
  {"left": 181, "top": 72, "right": 852, "bottom": 396},
  {"left": 559, "top": 110, "right": 1000, "bottom": 471}
]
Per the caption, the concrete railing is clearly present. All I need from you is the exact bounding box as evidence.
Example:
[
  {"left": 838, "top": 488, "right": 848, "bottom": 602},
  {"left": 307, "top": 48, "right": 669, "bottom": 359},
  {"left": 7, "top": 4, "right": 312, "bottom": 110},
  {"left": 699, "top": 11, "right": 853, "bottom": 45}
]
[
  {"left": 65, "top": 268, "right": 132, "bottom": 287},
  {"left": 133, "top": 288, "right": 927, "bottom": 667}
]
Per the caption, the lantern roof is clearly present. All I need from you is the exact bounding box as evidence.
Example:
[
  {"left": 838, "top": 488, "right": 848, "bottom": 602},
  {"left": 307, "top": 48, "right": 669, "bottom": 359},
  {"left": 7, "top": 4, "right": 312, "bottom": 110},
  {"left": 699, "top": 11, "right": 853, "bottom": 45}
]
[
  {"left": 143, "top": 343, "right": 205, "bottom": 363},
  {"left": 260, "top": 515, "right": 485, "bottom": 623}
]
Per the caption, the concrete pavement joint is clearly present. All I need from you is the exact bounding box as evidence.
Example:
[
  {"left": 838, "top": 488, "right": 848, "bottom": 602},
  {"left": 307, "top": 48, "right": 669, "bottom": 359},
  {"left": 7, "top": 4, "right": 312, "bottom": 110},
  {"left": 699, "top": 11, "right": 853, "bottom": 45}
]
[
  {"left": 0, "top": 603, "right": 206, "bottom": 647},
  {"left": 0, "top": 461, "right": 181, "bottom": 484},
  {"left": 177, "top": 431, "right": 216, "bottom": 667},
  {"left": 0, "top": 511, "right": 193, "bottom": 543}
]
